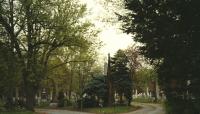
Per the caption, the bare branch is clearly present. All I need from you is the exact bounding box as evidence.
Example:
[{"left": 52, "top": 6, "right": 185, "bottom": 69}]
[
  {"left": 17, "top": 39, "right": 28, "bottom": 52},
  {"left": 49, "top": 60, "right": 90, "bottom": 71}
]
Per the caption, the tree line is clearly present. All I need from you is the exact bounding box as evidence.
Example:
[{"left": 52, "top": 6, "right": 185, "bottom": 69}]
[
  {"left": 82, "top": 46, "right": 158, "bottom": 108},
  {"left": 0, "top": 0, "right": 100, "bottom": 111}
]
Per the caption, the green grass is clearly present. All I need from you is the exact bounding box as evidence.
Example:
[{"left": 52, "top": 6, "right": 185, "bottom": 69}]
[
  {"left": 85, "top": 106, "right": 140, "bottom": 114},
  {"left": 133, "top": 97, "right": 164, "bottom": 103},
  {"left": 0, "top": 111, "right": 37, "bottom": 114},
  {"left": 133, "top": 97, "right": 154, "bottom": 103}
]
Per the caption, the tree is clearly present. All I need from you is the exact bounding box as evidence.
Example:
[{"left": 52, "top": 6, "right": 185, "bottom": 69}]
[
  {"left": 125, "top": 45, "right": 141, "bottom": 78},
  {"left": 40, "top": 41, "right": 100, "bottom": 106},
  {"left": 111, "top": 49, "right": 133, "bottom": 106},
  {"left": 135, "top": 68, "right": 158, "bottom": 100},
  {"left": 83, "top": 75, "right": 107, "bottom": 107},
  {"left": 57, "top": 91, "right": 65, "bottom": 107},
  {"left": 125, "top": 45, "right": 142, "bottom": 96},
  {"left": 0, "top": 43, "right": 21, "bottom": 110},
  {"left": 122, "top": 0, "right": 200, "bottom": 113},
  {"left": 0, "top": 0, "right": 99, "bottom": 111}
]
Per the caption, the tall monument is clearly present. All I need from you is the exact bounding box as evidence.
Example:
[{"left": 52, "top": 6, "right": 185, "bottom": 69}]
[{"left": 107, "top": 53, "right": 114, "bottom": 106}]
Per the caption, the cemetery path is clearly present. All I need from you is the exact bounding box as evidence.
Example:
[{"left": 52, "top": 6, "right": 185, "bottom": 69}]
[
  {"left": 36, "top": 109, "right": 93, "bottom": 114},
  {"left": 36, "top": 103, "right": 165, "bottom": 114},
  {"left": 123, "top": 103, "right": 165, "bottom": 114}
]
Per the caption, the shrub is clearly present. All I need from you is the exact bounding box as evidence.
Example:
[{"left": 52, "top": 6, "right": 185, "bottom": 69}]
[
  {"left": 164, "top": 99, "right": 199, "bottom": 114},
  {"left": 77, "top": 97, "right": 98, "bottom": 108},
  {"left": 64, "top": 99, "right": 72, "bottom": 106},
  {"left": 0, "top": 99, "right": 5, "bottom": 111}
]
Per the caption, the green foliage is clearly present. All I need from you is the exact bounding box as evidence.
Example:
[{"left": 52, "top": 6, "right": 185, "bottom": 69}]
[
  {"left": 64, "top": 99, "right": 72, "bottom": 107},
  {"left": 0, "top": 44, "right": 21, "bottom": 110},
  {"left": 77, "top": 97, "right": 98, "bottom": 108},
  {"left": 84, "top": 76, "right": 107, "bottom": 98},
  {"left": 81, "top": 51, "right": 134, "bottom": 108},
  {"left": 0, "top": 0, "right": 100, "bottom": 110},
  {"left": 83, "top": 75, "right": 107, "bottom": 107},
  {"left": 36, "top": 101, "right": 50, "bottom": 108},
  {"left": 134, "top": 68, "right": 157, "bottom": 93},
  {"left": 0, "top": 99, "right": 5, "bottom": 111},
  {"left": 164, "top": 100, "right": 199, "bottom": 114},
  {"left": 122, "top": 0, "right": 200, "bottom": 113},
  {"left": 111, "top": 50, "right": 133, "bottom": 105}
]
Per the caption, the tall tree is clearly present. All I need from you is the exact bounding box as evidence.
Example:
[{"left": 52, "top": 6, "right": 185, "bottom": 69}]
[
  {"left": 0, "top": 0, "right": 98, "bottom": 111},
  {"left": 135, "top": 68, "right": 158, "bottom": 100},
  {"left": 125, "top": 45, "right": 140, "bottom": 78},
  {"left": 0, "top": 43, "right": 21, "bottom": 110},
  {"left": 111, "top": 49, "right": 133, "bottom": 106},
  {"left": 83, "top": 75, "right": 108, "bottom": 107},
  {"left": 122, "top": 0, "right": 200, "bottom": 113}
]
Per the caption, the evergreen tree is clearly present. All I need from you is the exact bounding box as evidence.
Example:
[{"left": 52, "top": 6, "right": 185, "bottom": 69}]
[
  {"left": 122, "top": 0, "right": 200, "bottom": 113},
  {"left": 111, "top": 50, "right": 133, "bottom": 106}
]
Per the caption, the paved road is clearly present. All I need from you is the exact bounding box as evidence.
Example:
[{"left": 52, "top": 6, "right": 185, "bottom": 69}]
[
  {"left": 124, "top": 103, "right": 165, "bottom": 114},
  {"left": 36, "top": 103, "right": 165, "bottom": 114}
]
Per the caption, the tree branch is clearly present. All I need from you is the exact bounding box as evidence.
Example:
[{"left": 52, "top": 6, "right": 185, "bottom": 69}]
[
  {"left": 15, "top": 22, "right": 25, "bottom": 37},
  {"left": 0, "top": 15, "right": 12, "bottom": 34},
  {"left": 49, "top": 60, "right": 89, "bottom": 71}
]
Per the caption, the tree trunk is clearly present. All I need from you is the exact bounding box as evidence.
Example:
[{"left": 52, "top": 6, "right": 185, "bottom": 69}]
[
  {"left": 25, "top": 89, "right": 35, "bottom": 111},
  {"left": 119, "top": 93, "right": 123, "bottom": 104},
  {"left": 51, "top": 79, "right": 57, "bottom": 102},
  {"left": 153, "top": 81, "right": 158, "bottom": 102},
  {"left": 68, "top": 67, "right": 73, "bottom": 101},
  {"left": 128, "top": 99, "right": 131, "bottom": 106},
  {"left": 5, "top": 88, "right": 14, "bottom": 110},
  {"left": 23, "top": 69, "right": 36, "bottom": 111},
  {"left": 155, "top": 79, "right": 160, "bottom": 100}
]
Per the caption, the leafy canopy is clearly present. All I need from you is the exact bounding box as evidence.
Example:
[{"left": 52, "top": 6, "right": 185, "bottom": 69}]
[{"left": 122, "top": 0, "right": 200, "bottom": 113}]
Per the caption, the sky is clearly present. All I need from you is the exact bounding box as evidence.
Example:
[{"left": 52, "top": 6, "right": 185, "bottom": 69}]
[{"left": 81, "top": 0, "right": 134, "bottom": 57}]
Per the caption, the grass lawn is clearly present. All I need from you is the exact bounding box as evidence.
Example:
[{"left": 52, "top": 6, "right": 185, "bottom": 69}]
[
  {"left": 85, "top": 106, "right": 140, "bottom": 114},
  {"left": 133, "top": 97, "right": 155, "bottom": 103},
  {"left": 0, "top": 111, "right": 37, "bottom": 114},
  {"left": 133, "top": 97, "right": 164, "bottom": 104}
]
